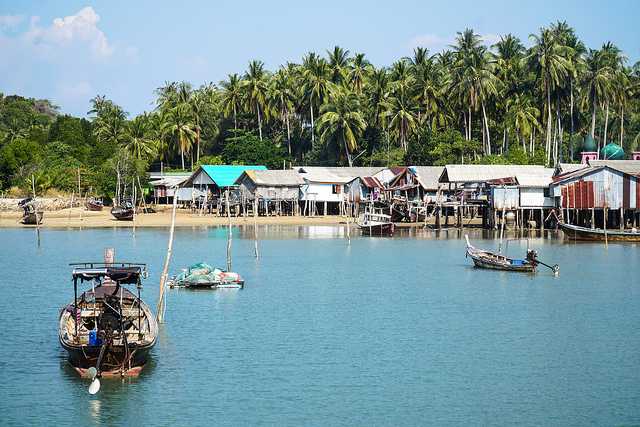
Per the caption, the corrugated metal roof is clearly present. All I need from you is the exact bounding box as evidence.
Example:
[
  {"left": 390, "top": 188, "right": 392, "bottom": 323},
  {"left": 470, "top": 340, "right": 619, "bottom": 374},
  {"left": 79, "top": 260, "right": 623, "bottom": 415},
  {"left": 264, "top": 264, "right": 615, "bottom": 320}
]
[
  {"left": 240, "top": 170, "right": 303, "bottom": 186},
  {"left": 295, "top": 166, "right": 384, "bottom": 184},
  {"left": 439, "top": 164, "right": 552, "bottom": 184},
  {"left": 187, "top": 165, "right": 267, "bottom": 187},
  {"left": 555, "top": 163, "right": 587, "bottom": 176},
  {"left": 149, "top": 176, "right": 188, "bottom": 187},
  {"left": 410, "top": 166, "right": 445, "bottom": 190},
  {"left": 589, "top": 160, "right": 640, "bottom": 176},
  {"left": 361, "top": 176, "right": 384, "bottom": 188}
]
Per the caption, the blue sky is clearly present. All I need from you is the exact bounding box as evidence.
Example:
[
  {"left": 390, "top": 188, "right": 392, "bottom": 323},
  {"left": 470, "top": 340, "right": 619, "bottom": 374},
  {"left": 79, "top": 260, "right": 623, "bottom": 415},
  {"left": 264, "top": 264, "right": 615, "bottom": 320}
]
[{"left": 1, "top": 0, "right": 638, "bottom": 117}]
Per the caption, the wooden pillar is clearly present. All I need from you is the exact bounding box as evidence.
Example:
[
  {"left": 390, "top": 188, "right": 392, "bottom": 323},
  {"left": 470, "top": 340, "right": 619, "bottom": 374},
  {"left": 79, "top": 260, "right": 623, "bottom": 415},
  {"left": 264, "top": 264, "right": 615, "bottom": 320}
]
[
  {"left": 620, "top": 207, "right": 624, "bottom": 230},
  {"left": 540, "top": 208, "right": 544, "bottom": 231},
  {"left": 324, "top": 201, "right": 327, "bottom": 216}
]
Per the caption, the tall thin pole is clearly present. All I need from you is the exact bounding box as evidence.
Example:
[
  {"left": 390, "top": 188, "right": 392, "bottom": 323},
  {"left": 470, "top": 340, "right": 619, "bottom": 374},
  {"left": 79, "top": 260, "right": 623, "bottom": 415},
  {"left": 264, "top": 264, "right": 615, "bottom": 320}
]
[
  {"left": 157, "top": 190, "right": 178, "bottom": 323},
  {"left": 253, "top": 198, "right": 259, "bottom": 258},
  {"left": 32, "top": 174, "right": 41, "bottom": 246},
  {"left": 226, "top": 189, "right": 232, "bottom": 271},
  {"left": 78, "top": 167, "right": 83, "bottom": 225}
]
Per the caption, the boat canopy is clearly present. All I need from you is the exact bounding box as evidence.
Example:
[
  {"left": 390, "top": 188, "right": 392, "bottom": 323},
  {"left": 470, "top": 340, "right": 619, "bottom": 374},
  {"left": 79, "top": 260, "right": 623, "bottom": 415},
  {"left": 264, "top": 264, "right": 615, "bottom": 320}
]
[{"left": 70, "top": 263, "right": 147, "bottom": 284}]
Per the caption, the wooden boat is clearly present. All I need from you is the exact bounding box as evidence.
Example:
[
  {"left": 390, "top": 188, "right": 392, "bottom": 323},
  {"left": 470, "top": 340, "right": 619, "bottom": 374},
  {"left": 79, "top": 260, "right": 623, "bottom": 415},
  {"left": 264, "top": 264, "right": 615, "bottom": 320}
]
[
  {"left": 464, "top": 235, "right": 558, "bottom": 273},
  {"left": 357, "top": 206, "right": 394, "bottom": 236},
  {"left": 110, "top": 202, "right": 135, "bottom": 221},
  {"left": 169, "top": 262, "right": 244, "bottom": 289},
  {"left": 18, "top": 197, "right": 43, "bottom": 225},
  {"left": 58, "top": 261, "right": 157, "bottom": 383},
  {"left": 560, "top": 222, "right": 640, "bottom": 242},
  {"left": 86, "top": 198, "right": 104, "bottom": 211}
]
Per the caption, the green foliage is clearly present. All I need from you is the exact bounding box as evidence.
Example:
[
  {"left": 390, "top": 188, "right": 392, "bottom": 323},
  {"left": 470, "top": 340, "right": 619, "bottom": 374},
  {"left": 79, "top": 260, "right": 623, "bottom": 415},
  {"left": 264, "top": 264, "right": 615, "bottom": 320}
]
[
  {"left": 196, "top": 155, "right": 223, "bottom": 167},
  {"left": 221, "top": 130, "right": 288, "bottom": 169}
]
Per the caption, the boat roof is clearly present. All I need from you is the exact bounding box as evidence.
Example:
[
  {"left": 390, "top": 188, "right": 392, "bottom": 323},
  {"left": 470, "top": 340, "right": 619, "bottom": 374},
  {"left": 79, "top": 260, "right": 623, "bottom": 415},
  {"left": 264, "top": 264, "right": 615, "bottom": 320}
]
[{"left": 70, "top": 263, "right": 147, "bottom": 284}]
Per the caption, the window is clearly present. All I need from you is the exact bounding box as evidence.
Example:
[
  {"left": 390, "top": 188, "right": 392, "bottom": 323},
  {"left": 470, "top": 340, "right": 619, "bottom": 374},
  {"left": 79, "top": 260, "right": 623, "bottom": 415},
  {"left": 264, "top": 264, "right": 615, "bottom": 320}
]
[
  {"left": 543, "top": 188, "right": 550, "bottom": 197},
  {"left": 332, "top": 184, "right": 341, "bottom": 194}
]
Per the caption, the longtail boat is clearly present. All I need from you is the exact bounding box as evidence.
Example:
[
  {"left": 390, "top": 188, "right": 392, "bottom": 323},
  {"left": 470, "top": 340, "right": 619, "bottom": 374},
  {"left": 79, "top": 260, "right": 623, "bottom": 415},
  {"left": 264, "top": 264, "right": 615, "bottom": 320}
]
[
  {"left": 110, "top": 201, "right": 135, "bottom": 221},
  {"left": 465, "top": 235, "right": 558, "bottom": 274},
  {"left": 86, "top": 197, "right": 104, "bottom": 211},
  {"left": 357, "top": 206, "right": 394, "bottom": 236},
  {"left": 18, "top": 197, "right": 43, "bottom": 225},
  {"left": 560, "top": 222, "right": 640, "bottom": 242},
  {"left": 58, "top": 256, "right": 157, "bottom": 393}
]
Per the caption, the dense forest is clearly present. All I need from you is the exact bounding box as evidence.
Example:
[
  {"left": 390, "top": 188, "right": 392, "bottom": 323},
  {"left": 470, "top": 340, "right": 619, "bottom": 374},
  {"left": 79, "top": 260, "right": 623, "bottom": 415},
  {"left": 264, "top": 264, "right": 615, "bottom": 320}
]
[{"left": 1, "top": 23, "right": 639, "bottom": 197}]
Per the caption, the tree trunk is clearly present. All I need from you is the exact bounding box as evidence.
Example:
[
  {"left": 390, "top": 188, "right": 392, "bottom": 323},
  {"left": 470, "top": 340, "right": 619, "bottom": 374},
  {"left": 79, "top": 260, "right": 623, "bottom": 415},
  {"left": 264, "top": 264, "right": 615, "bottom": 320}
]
[
  {"left": 257, "top": 102, "right": 263, "bottom": 140},
  {"left": 344, "top": 137, "right": 353, "bottom": 167},
  {"left": 620, "top": 105, "right": 624, "bottom": 146},
  {"left": 233, "top": 104, "right": 238, "bottom": 130},
  {"left": 468, "top": 107, "right": 472, "bottom": 141},
  {"left": 590, "top": 100, "right": 597, "bottom": 139},
  {"left": 482, "top": 102, "right": 491, "bottom": 155},
  {"left": 603, "top": 101, "right": 610, "bottom": 151},
  {"left": 286, "top": 111, "right": 292, "bottom": 155},
  {"left": 196, "top": 127, "right": 200, "bottom": 163},
  {"left": 546, "top": 83, "right": 552, "bottom": 165},
  {"left": 181, "top": 147, "right": 185, "bottom": 170},
  {"left": 569, "top": 80, "right": 575, "bottom": 160},
  {"left": 310, "top": 102, "right": 315, "bottom": 147}
]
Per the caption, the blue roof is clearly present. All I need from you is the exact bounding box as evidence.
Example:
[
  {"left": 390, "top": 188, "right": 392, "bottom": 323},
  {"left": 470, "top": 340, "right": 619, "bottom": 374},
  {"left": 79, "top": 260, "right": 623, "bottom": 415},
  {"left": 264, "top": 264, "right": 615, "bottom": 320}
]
[{"left": 201, "top": 165, "right": 267, "bottom": 187}]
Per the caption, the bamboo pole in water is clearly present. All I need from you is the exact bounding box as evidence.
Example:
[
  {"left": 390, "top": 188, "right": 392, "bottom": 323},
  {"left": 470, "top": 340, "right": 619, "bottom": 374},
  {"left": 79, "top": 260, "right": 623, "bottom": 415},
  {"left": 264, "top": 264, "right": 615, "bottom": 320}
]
[
  {"left": 253, "top": 198, "right": 259, "bottom": 258},
  {"left": 32, "top": 174, "right": 41, "bottom": 246},
  {"left": 78, "top": 167, "right": 83, "bottom": 226},
  {"left": 157, "top": 191, "right": 178, "bottom": 323},
  {"left": 226, "top": 189, "right": 232, "bottom": 271}
]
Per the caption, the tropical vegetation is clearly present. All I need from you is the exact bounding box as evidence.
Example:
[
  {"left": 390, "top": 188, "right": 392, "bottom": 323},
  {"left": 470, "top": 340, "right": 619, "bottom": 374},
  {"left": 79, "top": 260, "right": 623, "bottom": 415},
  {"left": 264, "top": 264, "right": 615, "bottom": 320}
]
[{"left": 1, "top": 22, "right": 639, "bottom": 196}]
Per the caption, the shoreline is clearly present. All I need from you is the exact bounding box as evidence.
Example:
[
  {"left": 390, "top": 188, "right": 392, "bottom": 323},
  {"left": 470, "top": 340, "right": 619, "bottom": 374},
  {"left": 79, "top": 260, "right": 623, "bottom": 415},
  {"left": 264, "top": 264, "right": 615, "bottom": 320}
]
[{"left": 0, "top": 208, "right": 484, "bottom": 229}]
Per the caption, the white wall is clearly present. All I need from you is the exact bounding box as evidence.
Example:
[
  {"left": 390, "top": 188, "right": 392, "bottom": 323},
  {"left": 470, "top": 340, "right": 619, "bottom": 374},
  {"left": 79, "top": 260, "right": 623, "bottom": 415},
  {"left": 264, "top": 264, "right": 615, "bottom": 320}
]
[
  {"left": 301, "top": 182, "right": 344, "bottom": 202},
  {"left": 520, "top": 188, "right": 554, "bottom": 207}
]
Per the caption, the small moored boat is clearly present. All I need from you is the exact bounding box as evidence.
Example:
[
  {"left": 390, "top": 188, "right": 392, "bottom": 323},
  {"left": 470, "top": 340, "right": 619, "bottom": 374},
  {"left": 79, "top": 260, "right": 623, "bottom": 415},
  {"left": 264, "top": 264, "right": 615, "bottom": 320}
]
[
  {"left": 465, "top": 235, "right": 558, "bottom": 274},
  {"left": 111, "top": 201, "right": 135, "bottom": 221},
  {"left": 58, "top": 256, "right": 157, "bottom": 393},
  {"left": 560, "top": 222, "right": 640, "bottom": 242},
  {"left": 18, "top": 197, "right": 43, "bottom": 225},
  {"left": 169, "top": 262, "right": 244, "bottom": 289},
  {"left": 357, "top": 206, "right": 394, "bottom": 236},
  {"left": 86, "top": 197, "right": 104, "bottom": 211}
]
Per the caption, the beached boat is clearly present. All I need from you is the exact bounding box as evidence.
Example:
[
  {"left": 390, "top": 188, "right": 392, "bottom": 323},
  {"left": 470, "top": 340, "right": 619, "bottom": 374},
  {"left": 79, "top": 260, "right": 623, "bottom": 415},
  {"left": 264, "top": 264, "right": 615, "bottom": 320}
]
[
  {"left": 18, "top": 197, "right": 43, "bottom": 225},
  {"left": 464, "top": 235, "right": 558, "bottom": 273},
  {"left": 560, "top": 222, "right": 640, "bottom": 242},
  {"left": 110, "top": 201, "right": 135, "bottom": 221},
  {"left": 169, "top": 262, "right": 244, "bottom": 289},
  {"left": 357, "top": 206, "right": 394, "bottom": 236},
  {"left": 86, "top": 197, "right": 104, "bottom": 211},
  {"left": 58, "top": 260, "right": 157, "bottom": 388}
]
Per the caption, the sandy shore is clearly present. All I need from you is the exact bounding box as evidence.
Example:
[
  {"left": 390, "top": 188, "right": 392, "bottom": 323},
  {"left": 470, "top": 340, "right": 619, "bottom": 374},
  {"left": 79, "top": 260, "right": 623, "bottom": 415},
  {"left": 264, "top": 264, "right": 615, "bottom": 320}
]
[{"left": 0, "top": 207, "right": 484, "bottom": 229}]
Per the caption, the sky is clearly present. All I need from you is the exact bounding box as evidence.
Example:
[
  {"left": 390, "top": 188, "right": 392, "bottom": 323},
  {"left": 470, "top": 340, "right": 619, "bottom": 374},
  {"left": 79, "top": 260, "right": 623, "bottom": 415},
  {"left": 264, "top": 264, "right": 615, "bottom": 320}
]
[{"left": 1, "top": 0, "right": 638, "bottom": 117}]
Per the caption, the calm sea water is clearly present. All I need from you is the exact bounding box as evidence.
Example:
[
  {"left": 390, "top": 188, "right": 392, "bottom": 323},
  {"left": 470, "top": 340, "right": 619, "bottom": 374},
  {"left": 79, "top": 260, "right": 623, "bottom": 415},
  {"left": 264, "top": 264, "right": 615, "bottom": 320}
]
[{"left": 0, "top": 226, "right": 639, "bottom": 426}]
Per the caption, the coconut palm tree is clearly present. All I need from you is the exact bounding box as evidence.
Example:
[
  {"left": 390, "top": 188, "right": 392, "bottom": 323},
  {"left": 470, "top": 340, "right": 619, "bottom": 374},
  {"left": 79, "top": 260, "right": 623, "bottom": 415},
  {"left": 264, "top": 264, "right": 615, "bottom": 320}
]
[
  {"left": 384, "top": 92, "right": 416, "bottom": 152},
  {"left": 93, "top": 102, "right": 129, "bottom": 147},
  {"left": 327, "top": 46, "right": 351, "bottom": 84},
  {"left": 581, "top": 48, "right": 614, "bottom": 144},
  {"left": 268, "top": 68, "right": 296, "bottom": 154},
  {"left": 220, "top": 74, "right": 243, "bottom": 130},
  {"left": 506, "top": 95, "right": 541, "bottom": 153},
  {"left": 161, "top": 103, "right": 196, "bottom": 170},
  {"left": 302, "top": 53, "right": 330, "bottom": 147},
  {"left": 125, "top": 113, "right": 158, "bottom": 160},
  {"left": 242, "top": 60, "right": 268, "bottom": 140},
  {"left": 527, "top": 28, "right": 571, "bottom": 164},
  {"left": 349, "top": 53, "right": 371, "bottom": 95},
  {"left": 317, "top": 88, "right": 366, "bottom": 166}
]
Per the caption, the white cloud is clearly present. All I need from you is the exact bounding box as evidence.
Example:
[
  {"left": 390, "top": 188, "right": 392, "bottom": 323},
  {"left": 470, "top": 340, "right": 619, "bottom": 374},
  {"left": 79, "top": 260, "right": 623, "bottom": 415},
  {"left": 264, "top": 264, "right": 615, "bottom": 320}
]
[
  {"left": 24, "top": 7, "right": 113, "bottom": 58},
  {"left": 0, "top": 14, "right": 24, "bottom": 30},
  {"left": 408, "top": 32, "right": 504, "bottom": 53}
]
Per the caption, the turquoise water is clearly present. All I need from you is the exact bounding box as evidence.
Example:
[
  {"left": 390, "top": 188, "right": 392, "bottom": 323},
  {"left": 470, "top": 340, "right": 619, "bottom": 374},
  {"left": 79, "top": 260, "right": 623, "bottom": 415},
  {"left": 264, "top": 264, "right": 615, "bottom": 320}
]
[{"left": 0, "top": 226, "right": 639, "bottom": 426}]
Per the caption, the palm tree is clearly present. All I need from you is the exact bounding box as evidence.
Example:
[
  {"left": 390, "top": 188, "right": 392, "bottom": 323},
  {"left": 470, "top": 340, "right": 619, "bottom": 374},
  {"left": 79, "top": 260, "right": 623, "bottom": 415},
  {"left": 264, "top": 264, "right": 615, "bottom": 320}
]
[
  {"left": 581, "top": 48, "right": 614, "bottom": 144},
  {"left": 268, "top": 68, "right": 296, "bottom": 154},
  {"left": 527, "top": 28, "right": 571, "bottom": 164},
  {"left": 220, "top": 74, "right": 243, "bottom": 130},
  {"left": 242, "top": 60, "right": 268, "bottom": 140},
  {"left": 317, "top": 89, "right": 366, "bottom": 166},
  {"left": 93, "top": 102, "right": 128, "bottom": 147},
  {"left": 349, "top": 53, "right": 371, "bottom": 95},
  {"left": 161, "top": 103, "right": 196, "bottom": 170},
  {"left": 384, "top": 92, "right": 416, "bottom": 152},
  {"left": 125, "top": 113, "right": 158, "bottom": 160},
  {"left": 327, "top": 46, "right": 350, "bottom": 84},
  {"left": 302, "top": 53, "right": 330, "bottom": 147},
  {"left": 506, "top": 95, "right": 541, "bottom": 153}
]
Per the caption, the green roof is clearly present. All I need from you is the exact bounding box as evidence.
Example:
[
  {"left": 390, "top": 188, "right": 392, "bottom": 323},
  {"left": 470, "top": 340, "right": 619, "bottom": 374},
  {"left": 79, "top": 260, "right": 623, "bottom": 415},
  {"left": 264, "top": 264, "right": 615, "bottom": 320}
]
[
  {"left": 600, "top": 143, "right": 624, "bottom": 160},
  {"left": 201, "top": 165, "right": 267, "bottom": 187}
]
